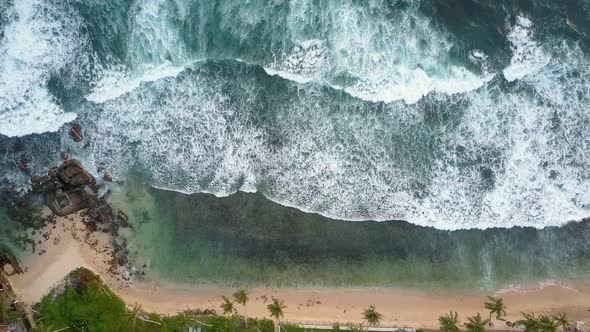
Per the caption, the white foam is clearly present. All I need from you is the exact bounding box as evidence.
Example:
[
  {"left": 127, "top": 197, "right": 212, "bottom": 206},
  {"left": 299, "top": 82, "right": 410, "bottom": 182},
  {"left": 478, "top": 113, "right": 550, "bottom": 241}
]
[
  {"left": 76, "top": 5, "right": 590, "bottom": 231},
  {"left": 265, "top": 36, "right": 492, "bottom": 104},
  {"left": 85, "top": 0, "right": 194, "bottom": 104},
  {"left": 503, "top": 16, "right": 550, "bottom": 82},
  {"left": 82, "top": 38, "right": 590, "bottom": 230},
  {"left": 344, "top": 67, "right": 494, "bottom": 104},
  {"left": 126, "top": 0, "right": 189, "bottom": 66},
  {"left": 86, "top": 63, "right": 187, "bottom": 103},
  {"left": 262, "top": 67, "right": 314, "bottom": 85},
  {"left": 261, "top": 1, "right": 496, "bottom": 105},
  {"left": 0, "top": 0, "right": 88, "bottom": 137},
  {"left": 496, "top": 280, "right": 578, "bottom": 294},
  {"left": 265, "top": 60, "right": 493, "bottom": 104}
]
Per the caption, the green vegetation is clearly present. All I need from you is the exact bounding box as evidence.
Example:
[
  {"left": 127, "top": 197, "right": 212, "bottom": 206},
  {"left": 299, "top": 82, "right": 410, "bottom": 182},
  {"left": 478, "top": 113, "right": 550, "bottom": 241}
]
[
  {"left": 552, "top": 312, "right": 570, "bottom": 332},
  {"left": 362, "top": 305, "right": 383, "bottom": 327},
  {"left": 33, "top": 268, "right": 274, "bottom": 332},
  {"left": 267, "top": 298, "right": 286, "bottom": 325},
  {"left": 233, "top": 289, "right": 249, "bottom": 327},
  {"left": 484, "top": 296, "right": 506, "bottom": 324},
  {"left": 220, "top": 296, "right": 235, "bottom": 316},
  {"left": 439, "top": 311, "right": 460, "bottom": 332},
  {"left": 0, "top": 294, "right": 9, "bottom": 323},
  {"left": 464, "top": 313, "right": 489, "bottom": 332},
  {"left": 30, "top": 271, "right": 579, "bottom": 332},
  {"left": 515, "top": 312, "right": 571, "bottom": 332}
]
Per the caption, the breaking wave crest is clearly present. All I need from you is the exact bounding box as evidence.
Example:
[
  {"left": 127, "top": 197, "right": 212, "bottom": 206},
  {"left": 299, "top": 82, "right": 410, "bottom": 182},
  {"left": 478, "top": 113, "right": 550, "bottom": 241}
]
[
  {"left": 2, "top": 0, "right": 590, "bottom": 230},
  {"left": 0, "top": 0, "right": 96, "bottom": 137},
  {"left": 80, "top": 34, "right": 590, "bottom": 230}
]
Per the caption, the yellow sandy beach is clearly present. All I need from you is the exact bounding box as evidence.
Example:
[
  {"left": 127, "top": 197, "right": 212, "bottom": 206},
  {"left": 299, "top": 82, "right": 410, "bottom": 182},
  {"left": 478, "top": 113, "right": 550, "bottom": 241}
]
[{"left": 7, "top": 214, "right": 590, "bottom": 329}]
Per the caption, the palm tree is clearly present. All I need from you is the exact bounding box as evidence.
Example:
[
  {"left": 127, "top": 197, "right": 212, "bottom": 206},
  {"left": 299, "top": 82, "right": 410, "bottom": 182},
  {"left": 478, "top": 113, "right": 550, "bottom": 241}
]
[
  {"left": 177, "top": 310, "right": 212, "bottom": 331},
  {"left": 267, "top": 298, "right": 287, "bottom": 328},
  {"left": 220, "top": 296, "right": 235, "bottom": 315},
  {"left": 517, "top": 312, "right": 541, "bottom": 332},
  {"left": 32, "top": 322, "right": 70, "bottom": 332},
  {"left": 538, "top": 315, "right": 559, "bottom": 332},
  {"left": 439, "top": 311, "right": 461, "bottom": 332},
  {"left": 0, "top": 299, "right": 8, "bottom": 323},
  {"left": 362, "top": 305, "right": 383, "bottom": 327},
  {"left": 553, "top": 312, "right": 571, "bottom": 332},
  {"left": 464, "top": 313, "right": 489, "bottom": 332},
  {"left": 125, "top": 303, "right": 161, "bottom": 331},
  {"left": 177, "top": 311, "right": 194, "bottom": 332},
  {"left": 126, "top": 303, "right": 144, "bottom": 331},
  {"left": 484, "top": 296, "right": 507, "bottom": 325},
  {"left": 233, "top": 289, "right": 249, "bottom": 327}
]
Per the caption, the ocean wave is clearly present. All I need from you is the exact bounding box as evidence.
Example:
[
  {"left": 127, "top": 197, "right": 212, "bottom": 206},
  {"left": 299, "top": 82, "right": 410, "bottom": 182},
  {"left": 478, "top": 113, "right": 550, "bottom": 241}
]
[
  {"left": 264, "top": 64, "right": 495, "bottom": 104},
  {"left": 86, "top": 63, "right": 187, "bottom": 103},
  {"left": 503, "top": 16, "right": 550, "bottom": 82},
  {"left": 3, "top": 0, "right": 590, "bottom": 231},
  {"left": 78, "top": 35, "right": 590, "bottom": 230},
  {"left": 0, "top": 0, "right": 94, "bottom": 137}
]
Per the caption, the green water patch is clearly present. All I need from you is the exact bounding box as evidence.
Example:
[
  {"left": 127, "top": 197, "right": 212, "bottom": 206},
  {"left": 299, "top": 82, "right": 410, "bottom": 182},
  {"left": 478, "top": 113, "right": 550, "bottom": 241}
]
[
  {"left": 111, "top": 173, "right": 590, "bottom": 291},
  {"left": 0, "top": 197, "right": 48, "bottom": 257}
]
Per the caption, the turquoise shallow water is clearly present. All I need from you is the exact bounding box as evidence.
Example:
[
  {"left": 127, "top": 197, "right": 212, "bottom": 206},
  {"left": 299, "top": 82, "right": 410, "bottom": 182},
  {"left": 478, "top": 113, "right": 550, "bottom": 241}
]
[{"left": 110, "top": 172, "right": 590, "bottom": 290}]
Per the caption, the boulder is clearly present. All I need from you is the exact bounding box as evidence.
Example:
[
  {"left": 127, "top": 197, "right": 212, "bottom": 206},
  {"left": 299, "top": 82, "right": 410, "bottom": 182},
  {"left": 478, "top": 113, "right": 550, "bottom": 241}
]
[
  {"left": 31, "top": 175, "right": 50, "bottom": 193},
  {"left": 103, "top": 171, "right": 113, "bottom": 182},
  {"left": 58, "top": 160, "right": 95, "bottom": 187},
  {"left": 117, "top": 256, "right": 128, "bottom": 266},
  {"left": 44, "top": 160, "right": 98, "bottom": 216},
  {"left": 45, "top": 188, "right": 97, "bottom": 217},
  {"left": 61, "top": 150, "right": 69, "bottom": 160},
  {"left": 117, "top": 210, "right": 129, "bottom": 226},
  {"left": 70, "top": 124, "right": 83, "bottom": 142}
]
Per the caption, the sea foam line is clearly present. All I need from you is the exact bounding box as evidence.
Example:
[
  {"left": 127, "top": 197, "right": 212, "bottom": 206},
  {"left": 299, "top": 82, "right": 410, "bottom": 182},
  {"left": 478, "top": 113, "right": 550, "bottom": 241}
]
[
  {"left": 263, "top": 65, "right": 495, "bottom": 105},
  {"left": 86, "top": 63, "right": 189, "bottom": 104}
]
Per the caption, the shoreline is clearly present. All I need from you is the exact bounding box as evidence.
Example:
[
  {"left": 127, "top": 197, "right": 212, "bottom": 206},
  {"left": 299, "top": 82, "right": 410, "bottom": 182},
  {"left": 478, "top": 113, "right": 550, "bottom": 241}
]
[{"left": 7, "top": 213, "right": 590, "bottom": 329}]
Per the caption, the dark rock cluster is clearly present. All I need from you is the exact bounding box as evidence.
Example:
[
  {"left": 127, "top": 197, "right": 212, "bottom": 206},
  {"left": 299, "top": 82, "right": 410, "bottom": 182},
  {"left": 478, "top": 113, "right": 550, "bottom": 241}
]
[
  {"left": 70, "top": 124, "right": 84, "bottom": 142},
  {"left": 34, "top": 159, "right": 99, "bottom": 217}
]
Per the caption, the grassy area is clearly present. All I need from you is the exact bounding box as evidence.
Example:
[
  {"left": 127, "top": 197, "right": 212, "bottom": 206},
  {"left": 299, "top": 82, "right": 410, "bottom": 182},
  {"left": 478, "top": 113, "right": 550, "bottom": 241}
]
[{"left": 33, "top": 268, "right": 275, "bottom": 332}]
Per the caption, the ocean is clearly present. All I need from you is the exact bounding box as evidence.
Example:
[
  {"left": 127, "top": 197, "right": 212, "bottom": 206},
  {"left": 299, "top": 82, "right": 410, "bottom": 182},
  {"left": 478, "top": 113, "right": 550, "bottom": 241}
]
[
  {"left": 1, "top": 0, "right": 590, "bottom": 289},
  {"left": 111, "top": 172, "right": 590, "bottom": 290}
]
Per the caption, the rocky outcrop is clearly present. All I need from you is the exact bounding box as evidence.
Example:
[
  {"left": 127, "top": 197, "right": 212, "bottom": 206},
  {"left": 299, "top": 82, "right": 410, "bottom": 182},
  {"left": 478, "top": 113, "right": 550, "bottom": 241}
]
[
  {"left": 42, "top": 160, "right": 98, "bottom": 217},
  {"left": 57, "top": 160, "right": 95, "bottom": 187},
  {"left": 103, "top": 171, "right": 113, "bottom": 182},
  {"left": 117, "top": 210, "right": 129, "bottom": 227},
  {"left": 70, "top": 124, "right": 83, "bottom": 142},
  {"left": 97, "top": 162, "right": 114, "bottom": 182}
]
